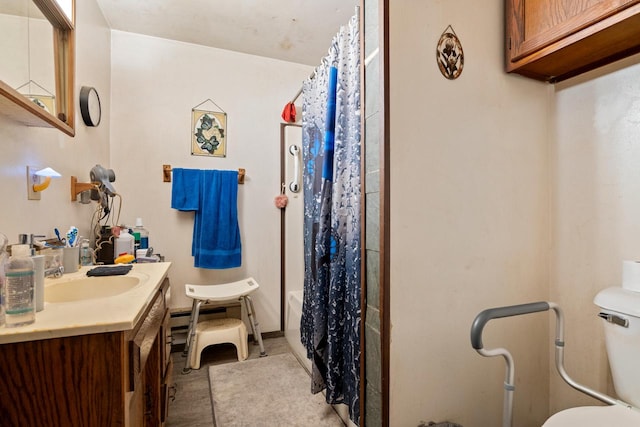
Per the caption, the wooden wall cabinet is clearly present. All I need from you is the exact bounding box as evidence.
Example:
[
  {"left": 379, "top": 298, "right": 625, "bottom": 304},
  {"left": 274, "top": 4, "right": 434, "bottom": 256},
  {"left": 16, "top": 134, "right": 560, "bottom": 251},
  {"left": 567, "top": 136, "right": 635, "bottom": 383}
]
[
  {"left": 0, "top": 278, "right": 173, "bottom": 426},
  {"left": 506, "top": 0, "right": 640, "bottom": 82}
]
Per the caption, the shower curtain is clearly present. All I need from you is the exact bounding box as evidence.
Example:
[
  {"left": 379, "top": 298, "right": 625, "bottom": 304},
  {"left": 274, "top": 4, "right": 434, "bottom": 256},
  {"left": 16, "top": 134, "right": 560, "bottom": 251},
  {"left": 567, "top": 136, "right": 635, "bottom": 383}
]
[{"left": 300, "top": 12, "right": 361, "bottom": 425}]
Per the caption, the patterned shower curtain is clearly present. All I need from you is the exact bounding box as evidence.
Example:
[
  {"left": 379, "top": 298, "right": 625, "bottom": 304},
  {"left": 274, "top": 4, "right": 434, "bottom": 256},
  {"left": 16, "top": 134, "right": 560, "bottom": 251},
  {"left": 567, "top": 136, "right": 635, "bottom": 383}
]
[{"left": 300, "top": 12, "right": 361, "bottom": 425}]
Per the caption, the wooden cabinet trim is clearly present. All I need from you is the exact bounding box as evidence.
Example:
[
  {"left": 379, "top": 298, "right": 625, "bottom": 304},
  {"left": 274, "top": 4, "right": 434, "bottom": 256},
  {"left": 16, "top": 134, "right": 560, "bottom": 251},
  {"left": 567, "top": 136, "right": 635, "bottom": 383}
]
[
  {"left": 506, "top": 0, "right": 640, "bottom": 81},
  {"left": 511, "top": 0, "right": 640, "bottom": 62},
  {"left": 129, "top": 287, "right": 166, "bottom": 392}
]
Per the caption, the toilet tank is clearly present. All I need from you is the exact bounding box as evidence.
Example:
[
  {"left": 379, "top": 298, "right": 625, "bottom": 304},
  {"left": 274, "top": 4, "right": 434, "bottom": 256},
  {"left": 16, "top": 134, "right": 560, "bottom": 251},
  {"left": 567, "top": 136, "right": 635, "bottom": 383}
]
[{"left": 594, "top": 287, "right": 640, "bottom": 407}]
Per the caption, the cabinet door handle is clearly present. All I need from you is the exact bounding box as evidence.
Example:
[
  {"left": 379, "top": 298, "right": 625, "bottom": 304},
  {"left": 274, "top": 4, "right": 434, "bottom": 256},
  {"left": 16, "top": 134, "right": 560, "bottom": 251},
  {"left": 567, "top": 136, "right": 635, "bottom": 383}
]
[{"left": 168, "top": 384, "right": 177, "bottom": 402}]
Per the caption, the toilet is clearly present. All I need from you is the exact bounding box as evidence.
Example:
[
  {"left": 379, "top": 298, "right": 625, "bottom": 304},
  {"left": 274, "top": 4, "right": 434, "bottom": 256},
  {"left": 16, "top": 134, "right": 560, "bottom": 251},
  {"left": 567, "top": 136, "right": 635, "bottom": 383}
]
[{"left": 543, "top": 286, "right": 640, "bottom": 425}]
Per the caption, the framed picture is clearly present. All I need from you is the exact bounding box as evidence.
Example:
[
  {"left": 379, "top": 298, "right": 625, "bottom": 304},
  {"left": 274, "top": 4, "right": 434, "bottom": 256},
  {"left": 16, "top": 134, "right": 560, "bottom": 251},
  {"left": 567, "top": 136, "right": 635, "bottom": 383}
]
[
  {"left": 191, "top": 109, "right": 227, "bottom": 157},
  {"left": 436, "top": 25, "right": 464, "bottom": 80},
  {"left": 28, "top": 95, "right": 56, "bottom": 115}
]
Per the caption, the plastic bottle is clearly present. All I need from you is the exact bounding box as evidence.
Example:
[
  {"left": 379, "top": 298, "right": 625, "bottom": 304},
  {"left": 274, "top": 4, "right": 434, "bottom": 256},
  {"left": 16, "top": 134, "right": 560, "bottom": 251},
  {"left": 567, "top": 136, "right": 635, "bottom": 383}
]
[
  {"left": 0, "top": 233, "right": 8, "bottom": 327},
  {"left": 133, "top": 218, "right": 149, "bottom": 250},
  {"left": 113, "top": 228, "right": 135, "bottom": 261},
  {"left": 80, "top": 239, "right": 93, "bottom": 266},
  {"left": 4, "top": 244, "right": 35, "bottom": 327}
]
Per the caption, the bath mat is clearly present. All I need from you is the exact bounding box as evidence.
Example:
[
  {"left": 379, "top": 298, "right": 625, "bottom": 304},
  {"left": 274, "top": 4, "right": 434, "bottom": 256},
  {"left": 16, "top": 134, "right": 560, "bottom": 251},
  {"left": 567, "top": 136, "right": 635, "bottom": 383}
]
[{"left": 209, "top": 352, "right": 344, "bottom": 427}]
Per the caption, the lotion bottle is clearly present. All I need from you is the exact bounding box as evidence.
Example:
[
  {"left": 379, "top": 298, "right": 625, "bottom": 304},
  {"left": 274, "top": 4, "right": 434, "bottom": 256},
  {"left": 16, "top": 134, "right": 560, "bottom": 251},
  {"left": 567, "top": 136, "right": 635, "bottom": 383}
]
[
  {"left": 133, "top": 218, "right": 149, "bottom": 250},
  {"left": 113, "top": 228, "right": 134, "bottom": 261}
]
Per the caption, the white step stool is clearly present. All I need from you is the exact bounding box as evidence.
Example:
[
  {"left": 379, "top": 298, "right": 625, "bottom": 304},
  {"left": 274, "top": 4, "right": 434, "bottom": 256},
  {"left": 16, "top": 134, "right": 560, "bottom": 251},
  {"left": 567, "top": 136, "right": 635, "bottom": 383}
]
[
  {"left": 182, "top": 277, "right": 267, "bottom": 374},
  {"left": 189, "top": 318, "right": 248, "bottom": 369}
]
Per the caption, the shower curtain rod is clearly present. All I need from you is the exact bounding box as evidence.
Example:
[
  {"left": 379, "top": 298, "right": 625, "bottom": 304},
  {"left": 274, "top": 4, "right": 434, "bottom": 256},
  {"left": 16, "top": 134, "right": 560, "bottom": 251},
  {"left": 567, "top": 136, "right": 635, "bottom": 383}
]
[
  {"left": 290, "top": 6, "right": 360, "bottom": 105},
  {"left": 290, "top": 70, "right": 317, "bottom": 104}
]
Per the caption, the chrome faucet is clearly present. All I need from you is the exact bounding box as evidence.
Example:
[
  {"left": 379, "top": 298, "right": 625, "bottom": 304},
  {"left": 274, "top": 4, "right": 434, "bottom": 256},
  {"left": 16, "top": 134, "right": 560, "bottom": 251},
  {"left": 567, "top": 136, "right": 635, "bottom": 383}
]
[{"left": 44, "top": 266, "right": 64, "bottom": 278}]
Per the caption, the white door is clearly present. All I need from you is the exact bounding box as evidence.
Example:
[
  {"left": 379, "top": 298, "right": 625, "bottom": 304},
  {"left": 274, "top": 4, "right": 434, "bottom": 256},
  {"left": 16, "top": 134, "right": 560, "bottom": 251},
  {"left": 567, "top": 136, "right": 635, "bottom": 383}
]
[{"left": 283, "top": 124, "right": 305, "bottom": 317}]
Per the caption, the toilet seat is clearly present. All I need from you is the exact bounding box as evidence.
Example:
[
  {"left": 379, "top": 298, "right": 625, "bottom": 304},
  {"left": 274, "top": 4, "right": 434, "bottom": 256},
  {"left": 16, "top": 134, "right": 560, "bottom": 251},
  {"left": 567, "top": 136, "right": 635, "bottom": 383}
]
[{"left": 543, "top": 404, "right": 640, "bottom": 426}]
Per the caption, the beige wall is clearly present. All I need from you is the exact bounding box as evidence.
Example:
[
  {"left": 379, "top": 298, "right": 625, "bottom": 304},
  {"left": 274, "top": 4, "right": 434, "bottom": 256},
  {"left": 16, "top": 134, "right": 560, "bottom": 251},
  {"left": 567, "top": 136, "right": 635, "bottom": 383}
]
[
  {"left": 388, "top": 0, "right": 551, "bottom": 425},
  {"left": 389, "top": 0, "right": 640, "bottom": 425},
  {"left": 108, "top": 31, "right": 312, "bottom": 332},
  {"left": 0, "top": 0, "right": 111, "bottom": 249},
  {"left": 549, "top": 54, "right": 640, "bottom": 413}
]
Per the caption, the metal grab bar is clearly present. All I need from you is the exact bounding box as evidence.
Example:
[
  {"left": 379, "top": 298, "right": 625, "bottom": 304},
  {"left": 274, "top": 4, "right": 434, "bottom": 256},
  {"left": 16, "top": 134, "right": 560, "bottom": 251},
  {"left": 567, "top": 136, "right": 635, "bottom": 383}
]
[
  {"left": 288, "top": 144, "right": 301, "bottom": 193},
  {"left": 471, "top": 302, "right": 550, "bottom": 349},
  {"left": 470, "top": 301, "right": 620, "bottom": 427}
]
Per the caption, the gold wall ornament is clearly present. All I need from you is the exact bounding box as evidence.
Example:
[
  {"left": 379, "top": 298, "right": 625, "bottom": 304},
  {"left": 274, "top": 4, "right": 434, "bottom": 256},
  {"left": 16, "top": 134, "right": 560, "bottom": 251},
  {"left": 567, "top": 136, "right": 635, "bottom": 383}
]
[{"left": 436, "top": 25, "right": 464, "bottom": 80}]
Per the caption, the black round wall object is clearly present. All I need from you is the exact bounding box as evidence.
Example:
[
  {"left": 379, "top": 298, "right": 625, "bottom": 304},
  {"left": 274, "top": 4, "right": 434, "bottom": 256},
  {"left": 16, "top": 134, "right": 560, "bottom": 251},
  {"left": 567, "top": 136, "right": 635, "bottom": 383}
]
[{"left": 79, "top": 86, "right": 101, "bottom": 127}]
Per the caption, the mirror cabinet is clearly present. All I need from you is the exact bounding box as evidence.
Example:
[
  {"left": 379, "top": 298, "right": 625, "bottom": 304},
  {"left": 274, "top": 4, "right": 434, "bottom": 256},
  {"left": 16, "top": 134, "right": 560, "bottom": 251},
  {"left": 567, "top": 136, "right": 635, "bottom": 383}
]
[{"left": 0, "top": 0, "right": 75, "bottom": 136}]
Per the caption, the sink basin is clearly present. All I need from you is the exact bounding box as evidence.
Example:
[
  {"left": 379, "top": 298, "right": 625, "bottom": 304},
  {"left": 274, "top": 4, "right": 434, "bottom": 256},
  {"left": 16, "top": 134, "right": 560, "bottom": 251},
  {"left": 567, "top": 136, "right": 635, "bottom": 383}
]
[{"left": 45, "top": 276, "right": 141, "bottom": 303}]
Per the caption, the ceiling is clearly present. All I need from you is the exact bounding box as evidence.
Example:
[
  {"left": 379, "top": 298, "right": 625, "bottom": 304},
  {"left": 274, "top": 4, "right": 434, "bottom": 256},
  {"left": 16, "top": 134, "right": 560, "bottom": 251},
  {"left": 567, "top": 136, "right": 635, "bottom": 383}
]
[{"left": 95, "top": 0, "right": 358, "bottom": 66}]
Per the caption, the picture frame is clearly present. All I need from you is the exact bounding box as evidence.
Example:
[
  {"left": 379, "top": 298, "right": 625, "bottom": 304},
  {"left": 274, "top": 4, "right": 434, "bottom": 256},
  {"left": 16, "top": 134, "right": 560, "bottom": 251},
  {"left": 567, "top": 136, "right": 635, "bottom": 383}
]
[
  {"left": 436, "top": 25, "right": 464, "bottom": 80},
  {"left": 191, "top": 108, "right": 227, "bottom": 157},
  {"left": 28, "top": 95, "right": 56, "bottom": 115}
]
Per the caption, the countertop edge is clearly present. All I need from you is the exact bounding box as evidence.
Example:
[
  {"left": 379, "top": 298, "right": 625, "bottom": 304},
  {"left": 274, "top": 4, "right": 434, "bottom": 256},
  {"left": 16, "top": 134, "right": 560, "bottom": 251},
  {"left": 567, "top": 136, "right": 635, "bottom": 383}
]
[{"left": 0, "top": 262, "right": 172, "bottom": 345}]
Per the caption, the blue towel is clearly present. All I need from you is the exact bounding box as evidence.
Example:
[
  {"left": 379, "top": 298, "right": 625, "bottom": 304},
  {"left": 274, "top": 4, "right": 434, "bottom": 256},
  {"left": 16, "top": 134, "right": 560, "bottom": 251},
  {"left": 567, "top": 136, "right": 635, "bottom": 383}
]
[
  {"left": 171, "top": 168, "right": 201, "bottom": 211},
  {"left": 171, "top": 169, "right": 241, "bottom": 269}
]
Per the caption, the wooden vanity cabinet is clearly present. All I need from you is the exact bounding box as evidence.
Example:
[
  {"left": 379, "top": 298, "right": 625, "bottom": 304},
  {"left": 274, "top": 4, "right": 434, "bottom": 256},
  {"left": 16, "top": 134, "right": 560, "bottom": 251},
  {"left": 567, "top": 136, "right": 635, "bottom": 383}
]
[
  {"left": 506, "top": 0, "right": 640, "bottom": 82},
  {"left": 0, "top": 278, "right": 173, "bottom": 426}
]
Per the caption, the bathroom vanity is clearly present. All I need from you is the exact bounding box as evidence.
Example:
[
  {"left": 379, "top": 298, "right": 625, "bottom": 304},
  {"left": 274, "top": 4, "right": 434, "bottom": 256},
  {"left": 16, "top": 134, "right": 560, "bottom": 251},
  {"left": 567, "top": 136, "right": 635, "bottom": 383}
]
[{"left": 0, "top": 262, "right": 173, "bottom": 426}]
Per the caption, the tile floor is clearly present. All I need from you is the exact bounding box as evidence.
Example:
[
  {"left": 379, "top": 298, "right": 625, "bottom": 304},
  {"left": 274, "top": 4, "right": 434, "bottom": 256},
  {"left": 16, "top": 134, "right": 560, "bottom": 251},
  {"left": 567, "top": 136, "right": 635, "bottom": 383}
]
[{"left": 166, "top": 336, "right": 293, "bottom": 427}]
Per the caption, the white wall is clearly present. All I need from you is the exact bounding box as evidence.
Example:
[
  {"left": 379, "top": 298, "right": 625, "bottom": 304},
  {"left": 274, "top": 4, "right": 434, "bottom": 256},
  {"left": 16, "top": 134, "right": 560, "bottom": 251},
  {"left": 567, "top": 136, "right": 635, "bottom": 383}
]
[
  {"left": 108, "top": 31, "right": 312, "bottom": 332},
  {"left": 549, "top": 53, "right": 640, "bottom": 413},
  {"left": 0, "top": 0, "right": 110, "bottom": 250},
  {"left": 388, "top": 0, "right": 551, "bottom": 425}
]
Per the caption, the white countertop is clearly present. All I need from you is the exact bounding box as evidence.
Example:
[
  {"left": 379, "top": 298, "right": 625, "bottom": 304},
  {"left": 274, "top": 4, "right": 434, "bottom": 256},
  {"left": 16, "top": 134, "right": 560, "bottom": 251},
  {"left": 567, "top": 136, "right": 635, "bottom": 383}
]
[{"left": 0, "top": 262, "right": 172, "bottom": 345}]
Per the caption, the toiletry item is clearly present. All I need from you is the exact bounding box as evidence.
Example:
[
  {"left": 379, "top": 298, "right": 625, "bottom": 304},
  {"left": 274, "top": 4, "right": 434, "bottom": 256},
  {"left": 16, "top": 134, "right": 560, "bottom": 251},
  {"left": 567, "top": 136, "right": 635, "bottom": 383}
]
[
  {"left": 133, "top": 218, "right": 149, "bottom": 250},
  {"left": 114, "top": 254, "right": 135, "bottom": 264},
  {"left": 95, "top": 226, "right": 114, "bottom": 265},
  {"left": 32, "top": 255, "right": 45, "bottom": 312},
  {"left": 66, "top": 226, "right": 78, "bottom": 247},
  {"left": 0, "top": 233, "right": 8, "bottom": 327},
  {"left": 80, "top": 239, "right": 93, "bottom": 266},
  {"left": 5, "top": 244, "right": 35, "bottom": 327},
  {"left": 42, "top": 247, "right": 63, "bottom": 272},
  {"left": 113, "top": 228, "right": 134, "bottom": 261},
  {"left": 54, "top": 228, "right": 65, "bottom": 245},
  {"left": 62, "top": 246, "right": 79, "bottom": 273}
]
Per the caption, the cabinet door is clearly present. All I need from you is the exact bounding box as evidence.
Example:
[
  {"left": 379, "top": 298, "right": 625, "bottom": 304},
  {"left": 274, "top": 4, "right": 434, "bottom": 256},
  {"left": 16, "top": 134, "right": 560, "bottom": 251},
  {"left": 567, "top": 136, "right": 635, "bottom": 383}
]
[
  {"left": 161, "top": 358, "right": 174, "bottom": 425},
  {"left": 506, "top": 0, "right": 640, "bottom": 81},
  {"left": 144, "top": 334, "right": 162, "bottom": 427}
]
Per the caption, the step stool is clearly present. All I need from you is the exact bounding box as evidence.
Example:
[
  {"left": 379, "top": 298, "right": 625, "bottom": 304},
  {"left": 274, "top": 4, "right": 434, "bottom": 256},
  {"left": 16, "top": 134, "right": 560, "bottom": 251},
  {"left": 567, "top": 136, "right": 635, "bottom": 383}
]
[
  {"left": 182, "top": 277, "right": 267, "bottom": 374},
  {"left": 189, "top": 317, "right": 248, "bottom": 369}
]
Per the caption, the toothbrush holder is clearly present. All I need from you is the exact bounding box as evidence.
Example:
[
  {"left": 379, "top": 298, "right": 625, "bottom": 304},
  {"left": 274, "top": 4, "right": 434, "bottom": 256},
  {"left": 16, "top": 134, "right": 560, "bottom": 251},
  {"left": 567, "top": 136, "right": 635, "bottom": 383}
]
[{"left": 62, "top": 246, "right": 80, "bottom": 274}]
